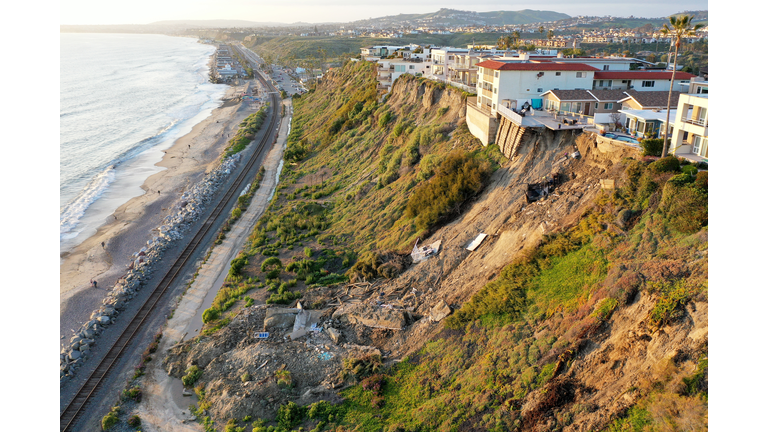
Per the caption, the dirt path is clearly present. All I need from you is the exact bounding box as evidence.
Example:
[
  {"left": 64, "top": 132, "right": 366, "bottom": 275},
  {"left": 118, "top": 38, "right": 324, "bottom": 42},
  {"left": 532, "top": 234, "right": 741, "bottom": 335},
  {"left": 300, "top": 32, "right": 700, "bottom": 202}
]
[{"left": 135, "top": 98, "right": 291, "bottom": 431}]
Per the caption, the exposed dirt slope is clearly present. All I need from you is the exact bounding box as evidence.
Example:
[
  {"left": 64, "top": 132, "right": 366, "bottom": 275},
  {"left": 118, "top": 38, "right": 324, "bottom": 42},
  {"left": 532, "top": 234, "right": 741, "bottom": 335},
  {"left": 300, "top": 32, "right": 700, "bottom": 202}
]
[{"left": 161, "top": 63, "right": 707, "bottom": 431}]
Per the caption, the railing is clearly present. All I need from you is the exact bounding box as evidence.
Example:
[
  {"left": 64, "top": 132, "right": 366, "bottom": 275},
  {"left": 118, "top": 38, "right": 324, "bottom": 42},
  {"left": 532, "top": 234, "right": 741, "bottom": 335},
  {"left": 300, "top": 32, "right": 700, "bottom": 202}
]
[
  {"left": 497, "top": 105, "right": 528, "bottom": 124},
  {"left": 684, "top": 117, "right": 707, "bottom": 127}
]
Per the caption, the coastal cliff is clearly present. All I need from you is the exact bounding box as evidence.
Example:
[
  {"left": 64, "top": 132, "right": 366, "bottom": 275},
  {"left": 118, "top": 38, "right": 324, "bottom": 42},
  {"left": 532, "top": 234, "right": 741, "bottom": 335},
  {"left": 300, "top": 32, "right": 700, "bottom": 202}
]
[{"left": 158, "top": 60, "right": 708, "bottom": 431}]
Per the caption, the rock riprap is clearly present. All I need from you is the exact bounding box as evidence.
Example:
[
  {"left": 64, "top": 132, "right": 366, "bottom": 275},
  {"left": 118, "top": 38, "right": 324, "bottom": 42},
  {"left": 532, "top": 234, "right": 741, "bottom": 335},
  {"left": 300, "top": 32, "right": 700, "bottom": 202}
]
[{"left": 60, "top": 154, "right": 241, "bottom": 385}]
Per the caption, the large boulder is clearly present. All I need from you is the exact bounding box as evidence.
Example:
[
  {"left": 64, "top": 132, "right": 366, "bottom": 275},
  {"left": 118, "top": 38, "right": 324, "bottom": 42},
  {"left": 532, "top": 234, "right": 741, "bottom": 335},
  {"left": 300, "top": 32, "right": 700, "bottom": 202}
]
[{"left": 429, "top": 300, "right": 452, "bottom": 322}]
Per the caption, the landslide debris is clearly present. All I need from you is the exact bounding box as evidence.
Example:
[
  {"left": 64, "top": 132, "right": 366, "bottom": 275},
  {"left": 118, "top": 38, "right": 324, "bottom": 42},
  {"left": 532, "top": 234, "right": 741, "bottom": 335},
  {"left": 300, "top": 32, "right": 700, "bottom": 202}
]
[{"left": 162, "top": 60, "right": 708, "bottom": 432}]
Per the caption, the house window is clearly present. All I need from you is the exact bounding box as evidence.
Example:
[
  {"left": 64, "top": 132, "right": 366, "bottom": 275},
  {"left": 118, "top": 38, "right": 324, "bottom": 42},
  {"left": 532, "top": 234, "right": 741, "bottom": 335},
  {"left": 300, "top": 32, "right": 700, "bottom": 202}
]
[
  {"left": 495, "top": 71, "right": 499, "bottom": 78},
  {"left": 494, "top": 87, "right": 497, "bottom": 94},
  {"left": 604, "top": 103, "right": 613, "bottom": 109},
  {"left": 537, "top": 88, "right": 543, "bottom": 93},
  {"left": 603, "top": 65, "right": 610, "bottom": 70},
  {"left": 697, "top": 87, "right": 708, "bottom": 94},
  {"left": 556, "top": 72, "right": 561, "bottom": 76},
  {"left": 692, "top": 135, "right": 702, "bottom": 154},
  {"left": 595, "top": 103, "right": 599, "bottom": 109},
  {"left": 642, "top": 81, "right": 655, "bottom": 88},
  {"left": 576, "top": 72, "right": 584, "bottom": 78},
  {"left": 409, "top": 65, "right": 415, "bottom": 70}
]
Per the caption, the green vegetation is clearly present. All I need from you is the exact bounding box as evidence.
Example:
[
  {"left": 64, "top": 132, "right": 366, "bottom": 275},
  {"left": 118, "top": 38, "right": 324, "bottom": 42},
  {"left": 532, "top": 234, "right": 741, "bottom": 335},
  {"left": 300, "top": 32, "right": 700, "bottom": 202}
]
[
  {"left": 182, "top": 365, "right": 203, "bottom": 387},
  {"left": 223, "top": 106, "right": 269, "bottom": 158},
  {"left": 101, "top": 406, "right": 120, "bottom": 430}
]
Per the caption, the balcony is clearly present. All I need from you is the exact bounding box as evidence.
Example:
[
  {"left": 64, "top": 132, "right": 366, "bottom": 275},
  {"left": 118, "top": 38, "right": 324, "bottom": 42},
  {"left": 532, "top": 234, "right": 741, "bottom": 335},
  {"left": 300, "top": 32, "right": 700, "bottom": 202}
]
[{"left": 684, "top": 117, "right": 707, "bottom": 127}]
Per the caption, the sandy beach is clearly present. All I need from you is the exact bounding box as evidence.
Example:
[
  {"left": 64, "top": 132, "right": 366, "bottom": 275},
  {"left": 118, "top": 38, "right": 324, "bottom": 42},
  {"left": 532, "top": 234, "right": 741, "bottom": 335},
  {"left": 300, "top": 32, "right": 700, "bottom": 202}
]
[{"left": 59, "top": 78, "right": 259, "bottom": 343}]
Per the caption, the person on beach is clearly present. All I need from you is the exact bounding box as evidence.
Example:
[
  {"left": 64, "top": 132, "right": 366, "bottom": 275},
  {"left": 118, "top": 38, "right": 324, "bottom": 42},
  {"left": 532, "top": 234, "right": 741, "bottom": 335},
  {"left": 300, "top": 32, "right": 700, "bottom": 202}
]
[
  {"left": 101, "top": 241, "right": 105, "bottom": 248},
  {"left": 94, "top": 280, "right": 97, "bottom": 288}
]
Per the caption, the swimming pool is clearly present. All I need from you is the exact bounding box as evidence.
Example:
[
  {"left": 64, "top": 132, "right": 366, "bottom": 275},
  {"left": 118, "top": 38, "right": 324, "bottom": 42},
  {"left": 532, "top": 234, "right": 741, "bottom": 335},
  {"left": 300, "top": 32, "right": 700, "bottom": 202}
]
[{"left": 603, "top": 133, "right": 639, "bottom": 144}]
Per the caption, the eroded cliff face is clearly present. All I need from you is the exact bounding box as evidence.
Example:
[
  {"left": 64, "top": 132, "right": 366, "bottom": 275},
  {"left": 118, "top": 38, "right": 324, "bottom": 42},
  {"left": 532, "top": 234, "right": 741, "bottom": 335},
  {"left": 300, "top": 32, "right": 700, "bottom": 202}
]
[{"left": 162, "top": 63, "right": 707, "bottom": 431}]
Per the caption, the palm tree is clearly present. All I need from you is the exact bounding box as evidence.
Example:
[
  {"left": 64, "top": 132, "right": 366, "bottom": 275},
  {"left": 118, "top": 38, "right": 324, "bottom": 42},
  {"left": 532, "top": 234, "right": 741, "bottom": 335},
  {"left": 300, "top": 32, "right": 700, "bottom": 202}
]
[
  {"left": 538, "top": 26, "right": 544, "bottom": 37},
  {"left": 547, "top": 30, "right": 554, "bottom": 40},
  {"left": 660, "top": 15, "right": 703, "bottom": 157},
  {"left": 512, "top": 30, "right": 521, "bottom": 47}
]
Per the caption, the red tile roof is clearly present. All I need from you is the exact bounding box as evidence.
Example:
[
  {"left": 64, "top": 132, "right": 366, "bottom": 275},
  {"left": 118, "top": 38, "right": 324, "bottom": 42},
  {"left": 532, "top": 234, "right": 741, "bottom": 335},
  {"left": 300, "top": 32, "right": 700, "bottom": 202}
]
[
  {"left": 476, "top": 60, "right": 599, "bottom": 72},
  {"left": 594, "top": 71, "right": 697, "bottom": 80}
]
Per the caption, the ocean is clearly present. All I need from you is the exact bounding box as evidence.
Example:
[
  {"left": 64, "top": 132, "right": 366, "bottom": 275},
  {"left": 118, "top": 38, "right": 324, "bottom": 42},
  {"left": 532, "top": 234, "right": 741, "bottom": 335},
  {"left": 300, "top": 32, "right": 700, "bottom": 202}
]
[{"left": 60, "top": 33, "right": 228, "bottom": 254}]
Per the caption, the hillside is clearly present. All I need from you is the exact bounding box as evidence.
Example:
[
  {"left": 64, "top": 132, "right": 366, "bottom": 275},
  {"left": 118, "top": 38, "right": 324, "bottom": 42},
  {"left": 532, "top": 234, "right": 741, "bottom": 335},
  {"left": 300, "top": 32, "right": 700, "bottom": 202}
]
[
  {"left": 350, "top": 8, "right": 570, "bottom": 27},
  {"left": 162, "top": 60, "right": 708, "bottom": 432}
]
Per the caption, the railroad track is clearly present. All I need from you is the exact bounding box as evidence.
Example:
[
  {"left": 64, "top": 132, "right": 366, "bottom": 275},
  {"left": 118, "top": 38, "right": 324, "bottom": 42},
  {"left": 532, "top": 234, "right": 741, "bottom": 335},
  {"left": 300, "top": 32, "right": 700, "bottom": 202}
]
[{"left": 60, "top": 70, "right": 281, "bottom": 432}]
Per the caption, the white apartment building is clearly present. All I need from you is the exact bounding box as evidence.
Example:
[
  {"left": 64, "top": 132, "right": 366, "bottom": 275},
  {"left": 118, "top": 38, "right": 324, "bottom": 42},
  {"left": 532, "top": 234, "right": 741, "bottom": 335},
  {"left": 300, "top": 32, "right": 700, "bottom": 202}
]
[
  {"left": 670, "top": 78, "right": 708, "bottom": 162},
  {"left": 376, "top": 59, "right": 431, "bottom": 92},
  {"left": 475, "top": 56, "right": 599, "bottom": 117}
]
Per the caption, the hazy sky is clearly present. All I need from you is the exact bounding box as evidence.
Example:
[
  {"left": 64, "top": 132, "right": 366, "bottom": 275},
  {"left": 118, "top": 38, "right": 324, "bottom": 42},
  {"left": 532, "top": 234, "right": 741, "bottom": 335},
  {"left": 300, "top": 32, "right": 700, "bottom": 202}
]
[{"left": 60, "top": 0, "right": 709, "bottom": 25}]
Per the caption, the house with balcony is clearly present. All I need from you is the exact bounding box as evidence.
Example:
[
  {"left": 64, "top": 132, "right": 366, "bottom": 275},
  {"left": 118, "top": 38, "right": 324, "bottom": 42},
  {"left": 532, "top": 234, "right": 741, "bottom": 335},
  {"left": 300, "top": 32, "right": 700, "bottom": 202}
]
[
  {"left": 617, "top": 90, "right": 681, "bottom": 138},
  {"left": 473, "top": 56, "right": 600, "bottom": 117},
  {"left": 592, "top": 71, "right": 697, "bottom": 92},
  {"left": 670, "top": 78, "right": 708, "bottom": 162},
  {"left": 540, "top": 89, "right": 625, "bottom": 126},
  {"left": 376, "top": 58, "right": 431, "bottom": 93}
]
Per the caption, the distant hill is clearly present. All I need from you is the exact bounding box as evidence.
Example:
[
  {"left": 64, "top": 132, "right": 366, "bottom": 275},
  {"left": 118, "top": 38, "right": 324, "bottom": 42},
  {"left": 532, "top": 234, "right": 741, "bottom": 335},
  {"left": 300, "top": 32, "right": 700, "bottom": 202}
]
[
  {"left": 350, "top": 8, "right": 570, "bottom": 27},
  {"left": 148, "top": 19, "right": 297, "bottom": 28}
]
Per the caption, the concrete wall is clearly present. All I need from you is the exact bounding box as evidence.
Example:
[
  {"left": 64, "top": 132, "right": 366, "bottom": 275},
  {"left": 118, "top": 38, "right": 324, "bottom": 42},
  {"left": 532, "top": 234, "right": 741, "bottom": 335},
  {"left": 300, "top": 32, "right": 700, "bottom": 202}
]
[{"left": 466, "top": 100, "right": 498, "bottom": 146}]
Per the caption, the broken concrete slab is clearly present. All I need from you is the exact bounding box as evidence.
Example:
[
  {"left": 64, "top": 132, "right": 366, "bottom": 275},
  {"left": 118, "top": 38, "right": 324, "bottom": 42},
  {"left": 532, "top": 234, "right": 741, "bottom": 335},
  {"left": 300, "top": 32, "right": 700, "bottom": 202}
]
[
  {"left": 332, "top": 303, "right": 406, "bottom": 330},
  {"left": 263, "top": 308, "right": 299, "bottom": 331},
  {"left": 290, "top": 309, "right": 326, "bottom": 340}
]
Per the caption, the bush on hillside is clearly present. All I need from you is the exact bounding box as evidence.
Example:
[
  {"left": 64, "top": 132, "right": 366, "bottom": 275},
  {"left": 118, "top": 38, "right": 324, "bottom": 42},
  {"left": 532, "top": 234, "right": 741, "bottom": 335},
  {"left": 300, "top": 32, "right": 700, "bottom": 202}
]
[
  {"left": 694, "top": 171, "right": 708, "bottom": 191},
  {"left": 640, "top": 138, "right": 665, "bottom": 157},
  {"left": 659, "top": 182, "right": 708, "bottom": 234},
  {"left": 647, "top": 156, "right": 681, "bottom": 173},
  {"left": 405, "top": 151, "right": 492, "bottom": 230}
]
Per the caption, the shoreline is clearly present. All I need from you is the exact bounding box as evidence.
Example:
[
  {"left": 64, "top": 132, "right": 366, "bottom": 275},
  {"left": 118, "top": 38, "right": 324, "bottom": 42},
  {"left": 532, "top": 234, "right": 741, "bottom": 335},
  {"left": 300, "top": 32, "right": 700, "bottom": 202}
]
[{"left": 60, "top": 78, "right": 255, "bottom": 342}]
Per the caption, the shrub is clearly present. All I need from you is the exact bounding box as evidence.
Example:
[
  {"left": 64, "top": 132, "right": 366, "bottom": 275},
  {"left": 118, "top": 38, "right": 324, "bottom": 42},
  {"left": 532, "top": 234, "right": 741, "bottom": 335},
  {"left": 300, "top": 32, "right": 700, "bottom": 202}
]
[
  {"left": 241, "top": 372, "right": 251, "bottom": 382},
  {"left": 127, "top": 415, "right": 141, "bottom": 428},
  {"left": 681, "top": 164, "right": 698, "bottom": 177},
  {"left": 229, "top": 255, "right": 248, "bottom": 278},
  {"left": 378, "top": 110, "right": 392, "bottom": 128},
  {"left": 275, "top": 369, "right": 293, "bottom": 387},
  {"left": 640, "top": 138, "right": 665, "bottom": 157},
  {"left": 304, "top": 247, "right": 313, "bottom": 258},
  {"left": 101, "top": 406, "right": 120, "bottom": 430},
  {"left": 182, "top": 365, "right": 203, "bottom": 387},
  {"left": 261, "top": 256, "right": 283, "bottom": 272},
  {"left": 121, "top": 386, "right": 142, "bottom": 402},
  {"left": 340, "top": 353, "right": 383, "bottom": 381},
  {"left": 647, "top": 156, "right": 681, "bottom": 173},
  {"left": 659, "top": 183, "right": 708, "bottom": 234},
  {"left": 201, "top": 307, "right": 220, "bottom": 324},
  {"left": 694, "top": 170, "right": 708, "bottom": 191},
  {"left": 667, "top": 173, "right": 694, "bottom": 187},
  {"left": 277, "top": 401, "right": 306, "bottom": 429},
  {"left": 590, "top": 297, "right": 619, "bottom": 321}
]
